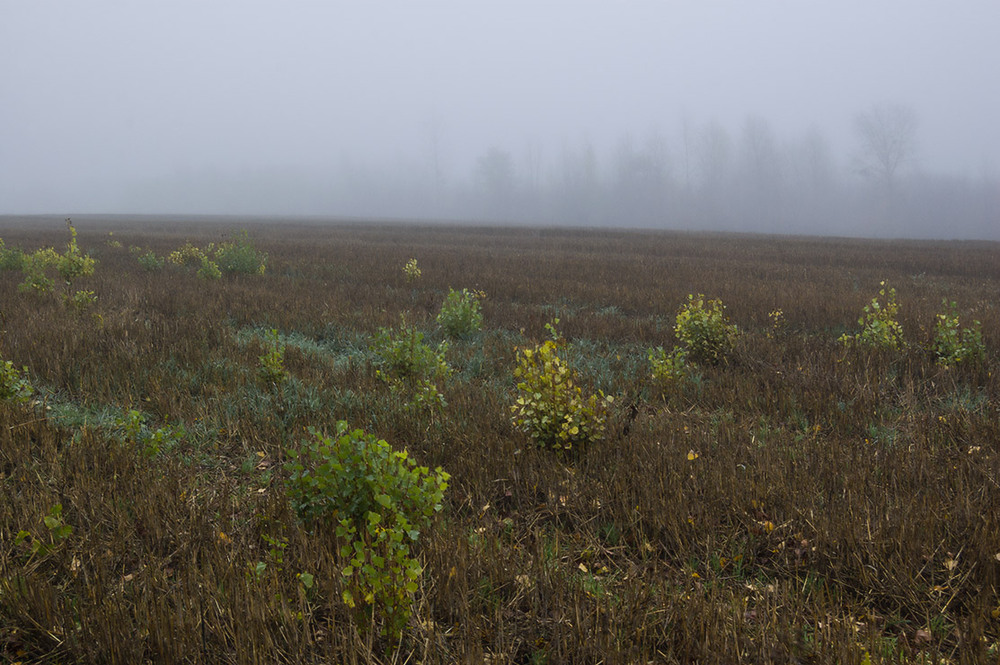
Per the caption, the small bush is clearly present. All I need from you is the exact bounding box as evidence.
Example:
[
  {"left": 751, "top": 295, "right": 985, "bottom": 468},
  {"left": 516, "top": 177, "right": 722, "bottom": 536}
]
[
  {"left": 674, "top": 294, "right": 738, "bottom": 364},
  {"left": 0, "top": 239, "right": 25, "bottom": 271},
  {"left": 649, "top": 346, "right": 692, "bottom": 391},
  {"left": 839, "top": 281, "right": 906, "bottom": 350},
  {"left": 168, "top": 242, "right": 210, "bottom": 268},
  {"left": 372, "top": 321, "right": 451, "bottom": 409},
  {"left": 511, "top": 321, "right": 613, "bottom": 452},
  {"left": 134, "top": 249, "right": 165, "bottom": 272},
  {"left": 56, "top": 221, "right": 97, "bottom": 285},
  {"left": 197, "top": 256, "right": 222, "bottom": 280},
  {"left": 402, "top": 258, "right": 421, "bottom": 282},
  {"left": 933, "top": 300, "right": 985, "bottom": 366},
  {"left": 0, "top": 358, "right": 33, "bottom": 403},
  {"left": 214, "top": 229, "right": 267, "bottom": 275},
  {"left": 284, "top": 423, "right": 449, "bottom": 638},
  {"left": 258, "top": 329, "right": 288, "bottom": 385},
  {"left": 436, "top": 288, "right": 484, "bottom": 339}
]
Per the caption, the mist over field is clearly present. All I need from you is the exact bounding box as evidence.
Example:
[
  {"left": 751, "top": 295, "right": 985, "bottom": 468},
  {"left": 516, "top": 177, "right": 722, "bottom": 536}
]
[{"left": 2, "top": 2, "right": 998, "bottom": 239}]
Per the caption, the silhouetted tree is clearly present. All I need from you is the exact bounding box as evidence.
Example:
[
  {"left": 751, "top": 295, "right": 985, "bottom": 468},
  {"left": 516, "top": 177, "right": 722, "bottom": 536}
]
[{"left": 853, "top": 103, "right": 917, "bottom": 190}]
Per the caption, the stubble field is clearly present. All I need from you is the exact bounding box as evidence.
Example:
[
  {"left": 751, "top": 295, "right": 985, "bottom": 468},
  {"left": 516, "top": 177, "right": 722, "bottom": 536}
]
[{"left": 1, "top": 216, "right": 998, "bottom": 664}]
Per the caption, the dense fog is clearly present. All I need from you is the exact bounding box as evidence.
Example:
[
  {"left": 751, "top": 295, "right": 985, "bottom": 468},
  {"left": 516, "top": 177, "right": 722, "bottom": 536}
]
[{"left": 2, "top": 3, "right": 998, "bottom": 239}]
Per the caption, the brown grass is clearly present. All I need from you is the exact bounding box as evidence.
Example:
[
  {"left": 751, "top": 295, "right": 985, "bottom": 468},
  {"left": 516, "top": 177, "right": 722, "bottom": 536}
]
[{"left": 1, "top": 216, "right": 998, "bottom": 663}]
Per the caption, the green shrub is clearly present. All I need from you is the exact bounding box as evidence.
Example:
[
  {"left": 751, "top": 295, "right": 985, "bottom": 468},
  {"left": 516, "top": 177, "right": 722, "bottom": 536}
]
[
  {"left": 510, "top": 321, "right": 613, "bottom": 452},
  {"left": 18, "top": 248, "right": 60, "bottom": 293},
  {"left": 14, "top": 221, "right": 96, "bottom": 296},
  {"left": 933, "top": 300, "right": 985, "bottom": 366},
  {"left": 648, "top": 346, "right": 692, "bottom": 391},
  {"left": 258, "top": 329, "right": 288, "bottom": 385},
  {"left": 56, "top": 221, "right": 97, "bottom": 285},
  {"left": 674, "top": 294, "right": 738, "bottom": 364},
  {"left": 134, "top": 249, "right": 165, "bottom": 272},
  {"left": 284, "top": 423, "right": 449, "bottom": 638},
  {"left": 402, "top": 258, "right": 421, "bottom": 282},
  {"left": 839, "top": 281, "right": 906, "bottom": 350},
  {"left": 436, "top": 288, "right": 484, "bottom": 339},
  {"left": 0, "top": 358, "right": 33, "bottom": 403},
  {"left": 168, "top": 242, "right": 210, "bottom": 268},
  {"left": 214, "top": 229, "right": 267, "bottom": 275},
  {"left": 196, "top": 256, "right": 221, "bottom": 280},
  {"left": 0, "top": 239, "right": 25, "bottom": 271},
  {"left": 372, "top": 321, "right": 451, "bottom": 410}
]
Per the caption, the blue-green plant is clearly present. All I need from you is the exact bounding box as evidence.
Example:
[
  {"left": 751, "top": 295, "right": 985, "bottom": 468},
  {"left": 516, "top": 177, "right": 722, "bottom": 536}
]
[
  {"left": 510, "top": 320, "right": 613, "bottom": 452},
  {"left": 131, "top": 247, "right": 165, "bottom": 272},
  {"left": 933, "top": 300, "right": 985, "bottom": 366},
  {"left": 284, "top": 423, "right": 449, "bottom": 638},
  {"left": 436, "top": 288, "right": 484, "bottom": 339},
  {"left": 0, "top": 238, "right": 25, "bottom": 271}
]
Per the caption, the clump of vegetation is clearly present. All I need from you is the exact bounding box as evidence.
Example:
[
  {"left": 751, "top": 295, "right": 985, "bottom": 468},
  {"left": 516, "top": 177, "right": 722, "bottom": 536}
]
[
  {"left": 168, "top": 241, "right": 223, "bottom": 279},
  {"left": 13, "top": 220, "right": 97, "bottom": 302},
  {"left": 648, "top": 345, "right": 694, "bottom": 393},
  {"left": 0, "top": 238, "right": 25, "bottom": 271},
  {"left": 839, "top": 281, "right": 906, "bottom": 350},
  {"left": 436, "top": 287, "right": 484, "bottom": 339},
  {"left": 511, "top": 320, "right": 613, "bottom": 452},
  {"left": 258, "top": 328, "right": 288, "bottom": 385},
  {"left": 932, "top": 299, "right": 985, "bottom": 366},
  {"left": 131, "top": 246, "right": 165, "bottom": 271},
  {"left": 214, "top": 229, "right": 268, "bottom": 275},
  {"left": 0, "top": 356, "right": 33, "bottom": 402},
  {"left": 402, "top": 258, "right": 421, "bottom": 282},
  {"left": 673, "top": 294, "right": 738, "bottom": 364},
  {"left": 284, "top": 423, "right": 449, "bottom": 638},
  {"left": 372, "top": 320, "right": 451, "bottom": 410}
]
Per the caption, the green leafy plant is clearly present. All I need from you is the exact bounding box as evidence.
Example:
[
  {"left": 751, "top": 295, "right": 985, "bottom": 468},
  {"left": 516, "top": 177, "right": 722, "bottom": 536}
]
[
  {"left": 402, "top": 258, "right": 421, "bottom": 282},
  {"left": 131, "top": 247, "right": 165, "bottom": 271},
  {"left": 214, "top": 229, "right": 268, "bottom": 275},
  {"left": 839, "top": 281, "right": 906, "bottom": 350},
  {"left": 18, "top": 247, "right": 61, "bottom": 294},
  {"left": 511, "top": 320, "right": 613, "bottom": 452},
  {"left": 258, "top": 328, "right": 288, "bottom": 385},
  {"left": 65, "top": 289, "right": 97, "bottom": 312},
  {"left": 115, "top": 409, "right": 185, "bottom": 458},
  {"left": 372, "top": 320, "right": 451, "bottom": 410},
  {"left": 932, "top": 300, "right": 985, "bottom": 366},
  {"left": 673, "top": 294, "right": 738, "bottom": 364},
  {"left": 284, "top": 423, "right": 449, "bottom": 638},
  {"left": 0, "top": 357, "right": 33, "bottom": 403},
  {"left": 436, "top": 287, "right": 484, "bottom": 339},
  {"left": 14, "top": 504, "right": 73, "bottom": 560},
  {"left": 0, "top": 238, "right": 25, "bottom": 271},
  {"left": 15, "top": 221, "right": 97, "bottom": 297},
  {"left": 648, "top": 346, "right": 693, "bottom": 392}
]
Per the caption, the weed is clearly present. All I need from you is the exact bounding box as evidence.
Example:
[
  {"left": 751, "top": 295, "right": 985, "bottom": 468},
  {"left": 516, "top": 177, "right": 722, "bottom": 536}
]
[
  {"left": 436, "top": 287, "right": 484, "bottom": 339},
  {"left": 511, "top": 320, "right": 613, "bottom": 451},
  {"left": 674, "top": 294, "right": 738, "bottom": 363},
  {"left": 284, "top": 422, "right": 449, "bottom": 638},
  {"left": 839, "top": 281, "right": 906, "bottom": 350},
  {"left": 932, "top": 299, "right": 984, "bottom": 366}
]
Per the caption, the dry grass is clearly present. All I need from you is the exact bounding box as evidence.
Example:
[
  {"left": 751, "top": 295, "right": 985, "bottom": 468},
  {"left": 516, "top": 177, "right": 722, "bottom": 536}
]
[{"left": 1, "top": 216, "right": 998, "bottom": 663}]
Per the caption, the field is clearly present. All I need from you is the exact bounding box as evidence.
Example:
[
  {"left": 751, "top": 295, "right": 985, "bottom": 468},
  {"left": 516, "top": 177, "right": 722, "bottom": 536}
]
[{"left": 1, "top": 216, "right": 998, "bottom": 664}]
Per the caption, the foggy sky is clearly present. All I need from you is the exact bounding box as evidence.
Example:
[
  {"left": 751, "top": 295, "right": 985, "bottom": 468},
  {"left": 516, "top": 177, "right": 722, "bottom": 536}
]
[{"left": 2, "top": 2, "right": 999, "bottom": 235}]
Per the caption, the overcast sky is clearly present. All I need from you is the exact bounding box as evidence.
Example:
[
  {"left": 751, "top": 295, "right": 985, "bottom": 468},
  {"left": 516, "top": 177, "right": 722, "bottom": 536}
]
[{"left": 2, "top": 2, "right": 999, "bottom": 216}]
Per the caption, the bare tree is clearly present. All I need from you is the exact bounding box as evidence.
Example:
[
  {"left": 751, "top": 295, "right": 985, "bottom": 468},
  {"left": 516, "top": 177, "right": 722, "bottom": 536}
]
[{"left": 853, "top": 103, "right": 917, "bottom": 189}]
